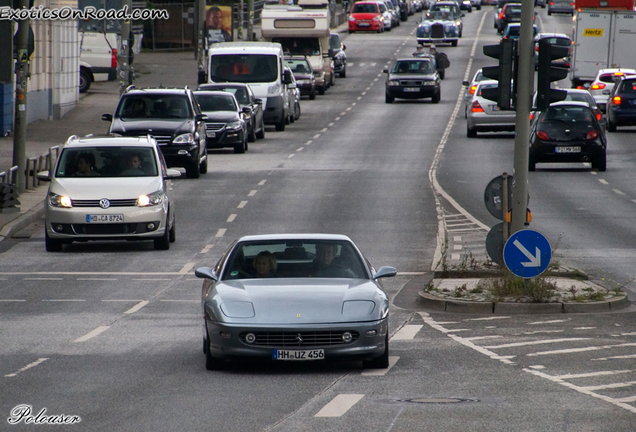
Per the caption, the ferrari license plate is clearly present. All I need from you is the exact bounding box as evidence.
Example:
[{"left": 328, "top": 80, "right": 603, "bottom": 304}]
[
  {"left": 273, "top": 349, "right": 324, "bottom": 360},
  {"left": 404, "top": 88, "right": 419, "bottom": 92},
  {"left": 86, "top": 214, "right": 124, "bottom": 223},
  {"left": 555, "top": 146, "right": 581, "bottom": 153}
]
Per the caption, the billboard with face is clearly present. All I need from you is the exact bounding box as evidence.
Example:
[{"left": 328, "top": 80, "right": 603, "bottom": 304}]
[{"left": 206, "top": 5, "right": 233, "bottom": 44}]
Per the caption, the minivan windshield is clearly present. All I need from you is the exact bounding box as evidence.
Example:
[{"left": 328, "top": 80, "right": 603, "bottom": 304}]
[
  {"left": 55, "top": 147, "right": 159, "bottom": 178},
  {"left": 209, "top": 54, "right": 278, "bottom": 83}
]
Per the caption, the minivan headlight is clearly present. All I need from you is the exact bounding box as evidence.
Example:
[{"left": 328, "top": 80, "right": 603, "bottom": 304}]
[
  {"left": 173, "top": 133, "right": 195, "bottom": 144},
  {"left": 49, "top": 193, "right": 72, "bottom": 208},
  {"left": 137, "top": 190, "right": 164, "bottom": 207}
]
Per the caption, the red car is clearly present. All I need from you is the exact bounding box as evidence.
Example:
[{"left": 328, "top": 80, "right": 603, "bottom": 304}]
[{"left": 349, "top": 2, "right": 384, "bottom": 33}]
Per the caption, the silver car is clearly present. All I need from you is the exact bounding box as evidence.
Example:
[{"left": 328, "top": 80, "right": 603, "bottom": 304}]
[
  {"left": 195, "top": 234, "right": 397, "bottom": 370},
  {"left": 589, "top": 68, "right": 636, "bottom": 113},
  {"left": 37, "top": 135, "right": 180, "bottom": 252},
  {"left": 466, "top": 79, "right": 516, "bottom": 137}
]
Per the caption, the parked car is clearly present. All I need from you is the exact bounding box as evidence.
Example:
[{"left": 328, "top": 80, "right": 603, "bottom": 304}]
[
  {"left": 285, "top": 66, "right": 301, "bottom": 122},
  {"left": 376, "top": 1, "right": 393, "bottom": 31},
  {"left": 589, "top": 68, "right": 636, "bottom": 113},
  {"left": 37, "top": 135, "right": 180, "bottom": 252},
  {"left": 349, "top": 1, "right": 384, "bottom": 33},
  {"left": 466, "top": 79, "right": 516, "bottom": 137},
  {"left": 547, "top": 0, "right": 574, "bottom": 16},
  {"left": 417, "top": 9, "right": 462, "bottom": 47},
  {"left": 197, "top": 83, "right": 265, "bottom": 142},
  {"left": 194, "top": 233, "right": 397, "bottom": 370},
  {"left": 329, "top": 32, "right": 347, "bottom": 78},
  {"left": 79, "top": 31, "right": 118, "bottom": 93},
  {"left": 383, "top": 0, "right": 401, "bottom": 28},
  {"left": 384, "top": 57, "right": 441, "bottom": 103},
  {"left": 193, "top": 91, "right": 249, "bottom": 154},
  {"left": 606, "top": 75, "right": 636, "bottom": 132},
  {"left": 529, "top": 101, "right": 607, "bottom": 171},
  {"left": 285, "top": 56, "right": 316, "bottom": 100},
  {"left": 102, "top": 86, "right": 208, "bottom": 179}
]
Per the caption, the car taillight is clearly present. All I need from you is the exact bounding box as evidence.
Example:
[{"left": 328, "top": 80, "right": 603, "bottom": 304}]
[
  {"left": 529, "top": 112, "right": 534, "bottom": 121},
  {"left": 537, "top": 130, "right": 550, "bottom": 141},
  {"left": 470, "top": 85, "right": 477, "bottom": 95},
  {"left": 591, "top": 83, "right": 605, "bottom": 90},
  {"left": 471, "top": 100, "right": 484, "bottom": 113},
  {"left": 596, "top": 112, "right": 602, "bottom": 121},
  {"left": 111, "top": 48, "right": 117, "bottom": 68},
  {"left": 499, "top": 12, "right": 504, "bottom": 19},
  {"left": 613, "top": 96, "right": 622, "bottom": 105},
  {"left": 585, "top": 130, "right": 598, "bottom": 140}
]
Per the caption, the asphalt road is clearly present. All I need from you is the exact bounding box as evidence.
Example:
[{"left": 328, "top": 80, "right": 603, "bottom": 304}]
[{"left": 1, "top": 7, "right": 635, "bottom": 431}]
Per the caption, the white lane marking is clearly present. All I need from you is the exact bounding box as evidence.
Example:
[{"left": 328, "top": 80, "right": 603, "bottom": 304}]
[
  {"left": 527, "top": 342, "right": 636, "bottom": 357},
  {"left": 328, "top": 122, "right": 335, "bottom": 127},
  {"left": 454, "top": 236, "right": 462, "bottom": 241},
  {"left": 593, "top": 354, "right": 636, "bottom": 361},
  {"left": 5, "top": 358, "right": 48, "bottom": 377},
  {"left": 287, "top": 154, "right": 295, "bottom": 159},
  {"left": 42, "top": 299, "right": 85, "bottom": 302},
  {"left": 346, "top": 107, "right": 352, "bottom": 111},
  {"left": 373, "top": 77, "right": 379, "bottom": 81},
  {"left": 420, "top": 312, "right": 516, "bottom": 364},
  {"left": 24, "top": 278, "right": 63, "bottom": 280},
  {"left": 555, "top": 370, "right": 632, "bottom": 380},
  {"left": 465, "top": 316, "right": 510, "bottom": 321},
  {"left": 613, "top": 189, "right": 626, "bottom": 195},
  {"left": 361, "top": 92, "right": 367, "bottom": 96},
  {"left": 524, "top": 368, "right": 636, "bottom": 413},
  {"left": 74, "top": 326, "right": 110, "bottom": 343},
  {"left": 395, "top": 272, "right": 427, "bottom": 275},
  {"left": 340, "top": 112, "right": 347, "bottom": 115},
  {"left": 238, "top": 201, "right": 248, "bottom": 208},
  {"left": 313, "top": 133, "right": 321, "bottom": 139},
  {"left": 0, "top": 299, "right": 26, "bottom": 302},
  {"left": 574, "top": 327, "right": 596, "bottom": 330},
  {"left": 227, "top": 214, "right": 237, "bottom": 223},
  {"left": 258, "top": 179, "right": 267, "bottom": 186},
  {"left": 334, "top": 117, "right": 341, "bottom": 121},
  {"left": 357, "top": 96, "right": 362, "bottom": 100},
  {"left": 248, "top": 190, "right": 257, "bottom": 196},
  {"left": 464, "top": 336, "right": 504, "bottom": 341},
  {"left": 529, "top": 365, "right": 546, "bottom": 370},
  {"left": 133, "top": 278, "right": 171, "bottom": 281},
  {"left": 201, "top": 244, "right": 214, "bottom": 254},
  {"left": 447, "top": 329, "right": 471, "bottom": 333},
  {"left": 616, "top": 396, "right": 636, "bottom": 403},
  {"left": 598, "top": 179, "right": 609, "bottom": 185},
  {"left": 179, "top": 262, "right": 195, "bottom": 275},
  {"left": 297, "top": 147, "right": 304, "bottom": 152},
  {"left": 102, "top": 299, "right": 143, "bottom": 302},
  {"left": 528, "top": 319, "right": 571, "bottom": 325},
  {"left": 361, "top": 356, "right": 399, "bottom": 376},
  {"left": 524, "top": 330, "right": 565, "bottom": 334},
  {"left": 315, "top": 394, "right": 364, "bottom": 417},
  {"left": 453, "top": 245, "right": 462, "bottom": 250},
  {"left": 215, "top": 229, "right": 226, "bottom": 237},
  {"left": 159, "top": 300, "right": 199, "bottom": 303},
  {"left": 619, "top": 332, "right": 636, "bottom": 336},
  {"left": 451, "top": 253, "right": 460, "bottom": 259},
  {"left": 581, "top": 381, "right": 636, "bottom": 391},
  {"left": 391, "top": 325, "right": 423, "bottom": 340},
  {"left": 483, "top": 338, "right": 590, "bottom": 349},
  {"left": 77, "top": 278, "right": 117, "bottom": 281},
  {"left": 124, "top": 300, "right": 149, "bottom": 314},
  {"left": 429, "top": 10, "right": 489, "bottom": 272},
  {"left": 436, "top": 321, "right": 460, "bottom": 325}
]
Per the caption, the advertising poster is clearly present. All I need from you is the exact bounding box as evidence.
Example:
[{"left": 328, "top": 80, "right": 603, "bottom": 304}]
[{"left": 206, "top": 5, "right": 233, "bottom": 44}]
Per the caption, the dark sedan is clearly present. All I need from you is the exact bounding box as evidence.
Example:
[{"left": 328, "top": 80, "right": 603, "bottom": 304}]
[
  {"left": 193, "top": 91, "right": 249, "bottom": 154},
  {"left": 194, "top": 234, "right": 397, "bottom": 370},
  {"left": 529, "top": 102, "right": 607, "bottom": 171},
  {"left": 384, "top": 58, "right": 441, "bottom": 103},
  {"left": 285, "top": 56, "right": 316, "bottom": 100},
  {"left": 197, "top": 83, "right": 265, "bottom": 142}
]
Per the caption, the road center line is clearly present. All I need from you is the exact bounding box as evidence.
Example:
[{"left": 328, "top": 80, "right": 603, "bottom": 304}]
[
  {"left": 314, "top": 394, "right": 364, "bottom": 417},
  {"left": 238, "top": 201, "right": 248, "bottom": 208},
  {"left": 227, "top": 214, "right": 237, "bottom": 222},
  {"left": 74, "top": 326, "right": 110, "bottom": 343},
  {"left": 179, "top": 262, "right": 195, "bottom": 275},
  {"left": 5, "top": 358, "right": 48, "bottom": 378},
  {"left": 124, "top": 300, "right": 149, "bottom": 314}
]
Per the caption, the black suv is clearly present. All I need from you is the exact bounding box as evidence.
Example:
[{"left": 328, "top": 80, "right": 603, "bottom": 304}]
[{"left": 102, "top": 86, "right": 208, "bottom": 179}]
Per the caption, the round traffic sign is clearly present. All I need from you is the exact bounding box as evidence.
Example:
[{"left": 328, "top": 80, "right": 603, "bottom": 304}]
[{"left": 503, "top": 229, "right": 551, "bottom": 279}]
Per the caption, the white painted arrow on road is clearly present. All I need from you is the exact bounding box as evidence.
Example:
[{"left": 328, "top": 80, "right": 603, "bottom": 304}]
[{"left": 513, "top": 240, "right": 541, "bottom": 267}]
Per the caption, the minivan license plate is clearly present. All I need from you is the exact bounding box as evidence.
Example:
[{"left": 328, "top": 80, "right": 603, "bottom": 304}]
[
  {"left": 86, "top": 214, "right": 124, "bottom": 223},
  {"left": 273, "top": 349, "right": 324, "bottom": 360}
]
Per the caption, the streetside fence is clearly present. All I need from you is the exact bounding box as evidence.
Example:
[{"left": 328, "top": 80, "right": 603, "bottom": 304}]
[{"left": 0, "top": 145, "right": 59, "bottom": 203}]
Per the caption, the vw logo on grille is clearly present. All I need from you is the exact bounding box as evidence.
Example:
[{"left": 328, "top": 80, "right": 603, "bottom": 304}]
[
  {"left": 99, "top": 199, "right": 111, "bottom": 209},
  {"left": 296, "top": 333, "right": 304, "bottom": 344}
]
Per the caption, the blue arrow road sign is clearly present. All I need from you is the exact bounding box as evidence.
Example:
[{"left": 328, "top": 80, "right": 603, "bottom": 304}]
[{"left": 503, "top": 230, "right": 551, "bottom": 279}]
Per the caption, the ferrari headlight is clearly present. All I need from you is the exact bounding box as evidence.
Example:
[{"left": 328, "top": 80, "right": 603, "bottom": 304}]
[
  {"left": 173, "top": 133, "right": 194, "bottom": 144},
  {"left": 49, "top": 193, "right": 72, "bottom": 208},
  {"left": 137, "top": 190, "right": 164, "bottom": 206},
  {"left": 226, "top": 121, "right": 242, "bottom": 130}
]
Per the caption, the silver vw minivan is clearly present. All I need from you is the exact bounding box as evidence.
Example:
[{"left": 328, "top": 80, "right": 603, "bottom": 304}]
[{"left": 38, "top": 135, "right": 180, "bottom": 252}]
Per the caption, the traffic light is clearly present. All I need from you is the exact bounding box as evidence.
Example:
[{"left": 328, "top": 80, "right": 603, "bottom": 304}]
[
  {"left": 536, "top": 39, "right": 569, "bottom": 110},
  {"left": 482, "top": 39, "right": 514, "bottom": 110}
]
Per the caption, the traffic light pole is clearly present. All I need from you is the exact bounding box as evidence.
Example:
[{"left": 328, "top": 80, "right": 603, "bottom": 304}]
[
  {"left": 510, "top": 1, "right": 534, "bottom": 234},
  {"left": 13, "top": 0, "right": 30, "bottom": 193}
]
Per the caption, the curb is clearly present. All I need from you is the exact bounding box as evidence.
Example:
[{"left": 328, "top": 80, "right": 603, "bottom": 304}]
[
  {"left": 0, "top": 201, "right": 45, "bottom": 244},
  {"left": 417, "top": 291, "right": 631, "bottom": 314}
]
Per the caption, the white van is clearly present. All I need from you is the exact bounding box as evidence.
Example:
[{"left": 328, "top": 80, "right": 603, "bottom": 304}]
[
  {"left": 79, "top": 32, "right": 118, "bottom": 93},
  {"left": 205, "top": 42, "right": 292, "bottom": 131}
]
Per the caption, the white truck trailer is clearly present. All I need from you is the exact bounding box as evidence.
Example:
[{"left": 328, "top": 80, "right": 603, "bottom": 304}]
[
  {"left": 261, "top": 0, "right": 333, "bottom": 95},
  {"left": 570, "top": 9, "right": 636, "bottom": 88}
]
